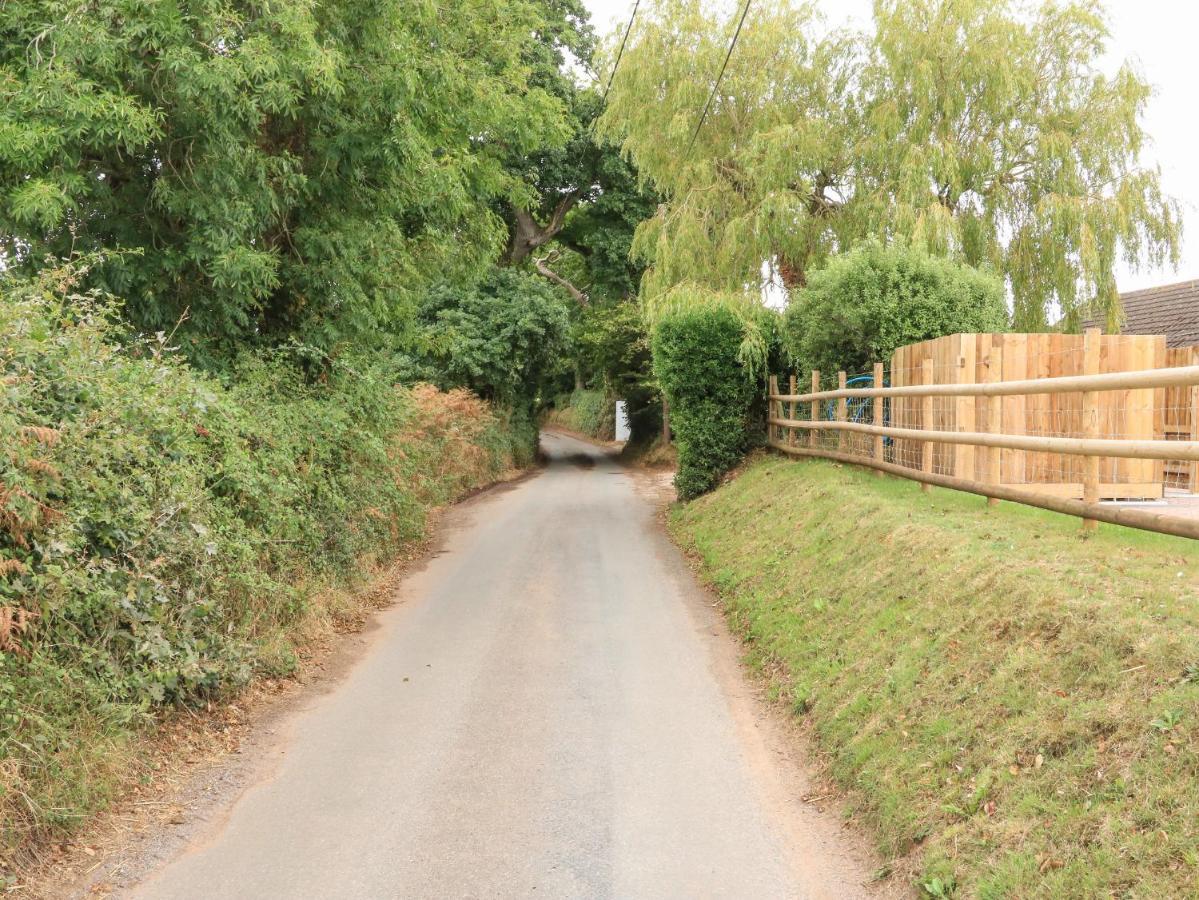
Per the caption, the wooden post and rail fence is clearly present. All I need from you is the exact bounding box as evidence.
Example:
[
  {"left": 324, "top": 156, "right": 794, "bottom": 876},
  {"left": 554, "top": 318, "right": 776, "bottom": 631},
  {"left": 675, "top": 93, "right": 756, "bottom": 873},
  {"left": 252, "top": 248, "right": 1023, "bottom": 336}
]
[{"left": 766, "top": 330, "right": 1199, "bottom": 541}]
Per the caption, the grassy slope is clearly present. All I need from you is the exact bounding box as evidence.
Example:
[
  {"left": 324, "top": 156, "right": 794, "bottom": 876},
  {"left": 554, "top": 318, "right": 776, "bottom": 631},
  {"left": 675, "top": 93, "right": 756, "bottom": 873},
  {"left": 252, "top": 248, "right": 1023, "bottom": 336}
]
[
  {"left": 671, "top": 455, "right": 1199, "bottom": 898},
  {"left": 544, "top": 389, "right": 615, "bottom": 441}
]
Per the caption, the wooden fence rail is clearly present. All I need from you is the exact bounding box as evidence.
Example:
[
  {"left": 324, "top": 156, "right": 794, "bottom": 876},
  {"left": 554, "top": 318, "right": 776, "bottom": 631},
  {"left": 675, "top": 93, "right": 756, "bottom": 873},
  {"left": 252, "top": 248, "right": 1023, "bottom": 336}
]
[
  {"left": 773, "top": 364, "right": 1199, "bottom": 402},
  {"left": 766, "top": 330, "right": 1199, "bottom": 541}
]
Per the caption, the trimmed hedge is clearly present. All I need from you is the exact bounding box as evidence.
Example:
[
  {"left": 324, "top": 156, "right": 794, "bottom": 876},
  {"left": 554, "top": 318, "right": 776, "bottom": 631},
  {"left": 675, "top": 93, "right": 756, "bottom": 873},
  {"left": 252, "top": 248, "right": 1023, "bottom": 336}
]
[{"left": 652, "top": 305, "right": 757, "bottom": 499}]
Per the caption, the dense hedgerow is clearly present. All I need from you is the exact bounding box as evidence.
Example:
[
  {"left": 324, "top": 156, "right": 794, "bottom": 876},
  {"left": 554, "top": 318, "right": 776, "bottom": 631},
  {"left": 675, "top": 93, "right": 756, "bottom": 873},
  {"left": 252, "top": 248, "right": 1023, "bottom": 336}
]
[
  {"left": 546, "top": 389, "right": 615, "bottom": 440},
  {"left": 0, "top": 265, "right": 522, "bottom": 856},
  {"left": 652, "top": 303, "right": 759, "bottom": 500}
]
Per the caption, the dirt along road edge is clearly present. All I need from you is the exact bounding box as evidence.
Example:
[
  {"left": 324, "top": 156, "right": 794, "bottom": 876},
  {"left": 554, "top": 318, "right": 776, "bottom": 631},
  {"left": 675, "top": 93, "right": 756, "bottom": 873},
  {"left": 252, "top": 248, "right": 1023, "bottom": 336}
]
[{"left": 64, "top": 432, "right": 893, "bottom": 899}]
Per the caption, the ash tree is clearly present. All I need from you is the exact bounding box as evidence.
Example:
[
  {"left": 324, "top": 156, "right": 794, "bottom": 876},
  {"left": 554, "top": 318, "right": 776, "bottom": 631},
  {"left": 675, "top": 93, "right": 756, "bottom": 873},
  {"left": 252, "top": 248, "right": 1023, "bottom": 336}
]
[
  {"left": 597, "top": 0, "right": 1181, "bottom": 330},
  {"left": 0, "top": 0, "right": 571, "bottom": 360}
]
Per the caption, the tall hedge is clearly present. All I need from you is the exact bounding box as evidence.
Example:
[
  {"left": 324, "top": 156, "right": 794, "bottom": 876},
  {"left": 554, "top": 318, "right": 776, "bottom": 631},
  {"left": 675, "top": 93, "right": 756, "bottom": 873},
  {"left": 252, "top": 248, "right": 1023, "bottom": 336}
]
[
  {"left": 652, "top": 305, "right": 757, "bottom": 500},
  {"left": 0, "top": 264, "right": 525, "bottom": 854},
  {"left": 782, "top": 240, "right": 1008, "bottom": 378}
]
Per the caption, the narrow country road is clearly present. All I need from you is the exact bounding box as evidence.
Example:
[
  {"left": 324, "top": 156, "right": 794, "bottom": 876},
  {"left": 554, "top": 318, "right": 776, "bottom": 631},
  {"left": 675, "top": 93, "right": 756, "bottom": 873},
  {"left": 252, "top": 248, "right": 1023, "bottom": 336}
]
[{"left": 130, "top": 432, "right": 876, "bottom": 900}]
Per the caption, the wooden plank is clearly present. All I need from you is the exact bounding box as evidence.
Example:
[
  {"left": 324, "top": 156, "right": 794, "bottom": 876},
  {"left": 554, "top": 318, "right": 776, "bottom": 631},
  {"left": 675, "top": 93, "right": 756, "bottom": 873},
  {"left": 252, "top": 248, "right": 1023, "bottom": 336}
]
[
  {"left": 955, "top": 335, "right": 977, "bottom": 480},
  {"left": 985, "top": 335, "right": 1002, "bottom": 506},
  {"left": 873, "top": 361, "right": 884, "bottom": 472},
  {"left": 1002, "top": 334, "right": 1027, "bottom": 488},
  {"left": 921, "top": 357, "right": 933, "bottom": 492},
  {"left": 1082, "top": 328, "right": 1100, "bottom": 530}
]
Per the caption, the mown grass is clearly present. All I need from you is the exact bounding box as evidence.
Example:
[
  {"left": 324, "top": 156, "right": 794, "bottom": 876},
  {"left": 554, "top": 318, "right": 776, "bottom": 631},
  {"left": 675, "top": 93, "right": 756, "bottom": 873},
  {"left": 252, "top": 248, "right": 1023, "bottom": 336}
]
[{"left": 670, "top": 455, "right": 1199, "bottom": 898}]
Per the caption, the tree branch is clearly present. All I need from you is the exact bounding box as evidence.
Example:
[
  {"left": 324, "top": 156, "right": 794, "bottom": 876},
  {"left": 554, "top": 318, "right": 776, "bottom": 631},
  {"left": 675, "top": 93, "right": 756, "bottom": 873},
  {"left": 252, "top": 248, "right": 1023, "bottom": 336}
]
[
  {"left": 533, "top": 253, "right": 588, "bottom": 305},
  {"left": 504, "top": 192, "right": 580, "bottom": 265}
]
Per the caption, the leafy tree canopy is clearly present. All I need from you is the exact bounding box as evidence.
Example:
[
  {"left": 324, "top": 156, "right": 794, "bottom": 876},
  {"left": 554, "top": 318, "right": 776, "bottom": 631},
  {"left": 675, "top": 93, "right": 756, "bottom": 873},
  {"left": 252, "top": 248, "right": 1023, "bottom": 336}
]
[
  {"left": 407, "top": 270, "right": 573, "bottom": 411},
  {"left": 597, "top": 0, "right": 1181, "bottom": 330},
  {"left": 782, "top": 240, "right": 1009, "bottom": 379},
  {"left": 0, "top": 0, "right": 571, "bottom": 359}
]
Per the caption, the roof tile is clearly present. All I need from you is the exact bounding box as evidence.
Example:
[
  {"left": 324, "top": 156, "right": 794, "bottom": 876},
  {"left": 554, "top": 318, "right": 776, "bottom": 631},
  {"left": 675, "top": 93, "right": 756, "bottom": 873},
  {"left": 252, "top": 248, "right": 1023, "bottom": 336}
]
[{"left": 1082, "top": 280, "right": 1199, "bottom": 348}]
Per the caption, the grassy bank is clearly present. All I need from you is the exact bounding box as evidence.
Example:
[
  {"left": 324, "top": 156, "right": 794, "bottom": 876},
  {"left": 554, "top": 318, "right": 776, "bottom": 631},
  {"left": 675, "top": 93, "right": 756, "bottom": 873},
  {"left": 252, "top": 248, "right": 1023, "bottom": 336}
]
[
  {"left": 544, "top": 389, "right": 615, "bottom": 441},
  {"left": 671, "top": 455, "right": 1199, "bottom": 898},
  {"left": 0, "top": 269, "right": 530, "bottom": 870}
]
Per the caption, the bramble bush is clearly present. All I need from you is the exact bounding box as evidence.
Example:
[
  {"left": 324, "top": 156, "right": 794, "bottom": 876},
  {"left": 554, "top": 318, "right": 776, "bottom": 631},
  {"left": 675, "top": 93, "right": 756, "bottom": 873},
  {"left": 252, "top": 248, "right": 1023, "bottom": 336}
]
[
  {"left": 0, "top": 263, "right": 523, "bottom": 857},
  {"left": 651, "top": 299, "right": 761, "bottom": 500}
]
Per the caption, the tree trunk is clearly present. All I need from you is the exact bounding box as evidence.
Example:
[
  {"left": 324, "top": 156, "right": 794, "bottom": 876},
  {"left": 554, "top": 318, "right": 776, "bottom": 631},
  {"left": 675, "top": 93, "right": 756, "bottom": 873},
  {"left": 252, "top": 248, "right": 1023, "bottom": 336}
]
[
  {"left": 503, "top": 194, "right": 579, "bottom": 266},
  {"left": 661, "top": 395, "right": 671, "bottom": 444}
]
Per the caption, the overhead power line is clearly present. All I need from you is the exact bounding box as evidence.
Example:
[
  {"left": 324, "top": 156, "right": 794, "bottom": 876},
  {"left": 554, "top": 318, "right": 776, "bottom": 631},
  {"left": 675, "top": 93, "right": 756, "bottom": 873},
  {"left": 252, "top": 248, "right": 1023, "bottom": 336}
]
[
  {"left": 684, "top": 0, "right": 752, "bottom": 159},
  {"left": 603, "top": 0, "right": 641, "bottom": 102}
]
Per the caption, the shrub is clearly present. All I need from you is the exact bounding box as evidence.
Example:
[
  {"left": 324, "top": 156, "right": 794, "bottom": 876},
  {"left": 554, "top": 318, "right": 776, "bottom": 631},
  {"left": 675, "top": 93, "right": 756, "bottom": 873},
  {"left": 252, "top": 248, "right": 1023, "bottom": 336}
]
[
  {"left": 408, "top": 270, "right": 572, "bottom": 406},
  {"left": 0, "top": 263, "right": 522, "bottom": 857},
  {"left": 782, "top": 241, "right": 1008, "bottom": 379},
  {"left": 402, "top": 269, "right": 572, "bottom": 458},
  {"left": 546, "top": 389, "right": 615, "bottom": 440},
  {"left": 652, "top": 301, "right": 758, "bottom": 499}
]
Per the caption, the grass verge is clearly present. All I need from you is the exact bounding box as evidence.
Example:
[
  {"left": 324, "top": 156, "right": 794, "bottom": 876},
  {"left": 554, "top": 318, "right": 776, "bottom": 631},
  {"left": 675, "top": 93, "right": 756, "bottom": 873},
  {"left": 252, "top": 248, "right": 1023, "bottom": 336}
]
[
  {"left": 544, "top": 389, "right": 615, "bottom": 441},
  {"left": 670, "top": 454, "right": 1199, "bottom": 898}
]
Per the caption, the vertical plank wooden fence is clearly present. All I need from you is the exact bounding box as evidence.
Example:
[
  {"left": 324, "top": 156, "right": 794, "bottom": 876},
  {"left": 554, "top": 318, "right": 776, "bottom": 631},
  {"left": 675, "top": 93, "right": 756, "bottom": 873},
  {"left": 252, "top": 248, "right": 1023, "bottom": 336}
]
[{"left": 767, "top": 332, "right": 1199, "bottom": 541}]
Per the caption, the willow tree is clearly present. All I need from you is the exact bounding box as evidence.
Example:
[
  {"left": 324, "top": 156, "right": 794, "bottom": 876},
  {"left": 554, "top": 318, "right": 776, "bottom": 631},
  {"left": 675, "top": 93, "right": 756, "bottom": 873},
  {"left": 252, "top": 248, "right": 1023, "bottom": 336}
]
[{"left": 598, "top": 0, "right": 1181, "bottom": 330}]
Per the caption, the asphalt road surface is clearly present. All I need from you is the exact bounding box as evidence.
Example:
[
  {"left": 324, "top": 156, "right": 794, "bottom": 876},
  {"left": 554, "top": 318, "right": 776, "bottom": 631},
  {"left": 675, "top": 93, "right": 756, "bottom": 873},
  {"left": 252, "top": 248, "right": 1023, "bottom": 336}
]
[{"left": 131, "top": 432, "right": 875, "bottom": 900}]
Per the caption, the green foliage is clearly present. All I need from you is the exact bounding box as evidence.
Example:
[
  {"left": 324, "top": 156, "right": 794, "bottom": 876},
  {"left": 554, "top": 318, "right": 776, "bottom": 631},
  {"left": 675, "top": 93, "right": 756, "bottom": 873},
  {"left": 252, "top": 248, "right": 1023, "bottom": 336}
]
[
  {"left": 0, "top": 262, "right": 522, "bottom": 853},
  {"left": 556, "top": 149, "right": 660, "bottom": 301},
  {"left": 652, "top": 298, "right": 759, "bottom": 499},
  {"left": 782, "top": 241, "right": 1009, "bottom": 378},
  {"left": 0, "top": 0, "right": 571, "bottom": 357},
  {"left": 672, "top": 456, "right": 1199, "bottom": 896},
  {"left": 408, "top": 269, "right": 572, "bottom": 420},
  {"left": 598, "top": 0, "right": 1181, "bottom": 328},
  {"left": 547, "top": 389, "right": 614, "bottom": 440}
]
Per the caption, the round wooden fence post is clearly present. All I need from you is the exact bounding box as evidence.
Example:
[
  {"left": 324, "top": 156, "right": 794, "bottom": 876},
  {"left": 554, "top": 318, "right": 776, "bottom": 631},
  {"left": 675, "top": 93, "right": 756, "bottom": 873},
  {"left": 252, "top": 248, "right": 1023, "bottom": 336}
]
[
  {"left": 788, "top": 374, "right": 798, "bottom": 447},
  {"left": 837, "top": 371, "right": 847, "bottom": 454},
  {"left": 872, "top": 362, "right": 884, "bottom": 474},
  {"left": 1082, "top": 327, "right": 1101, "bottom": 530},
  {"left": 810, "top": 370, "right": 820, "bottom": 449},
  {"left": 921, "top": 357, "right": 934, "bottom": 493}
]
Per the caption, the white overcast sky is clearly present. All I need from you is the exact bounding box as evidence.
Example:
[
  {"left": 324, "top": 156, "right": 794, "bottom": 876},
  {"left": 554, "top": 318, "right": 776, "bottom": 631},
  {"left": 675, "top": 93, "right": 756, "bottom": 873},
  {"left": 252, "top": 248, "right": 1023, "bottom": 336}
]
[{"left": 583, "top": 0, "right": 1199, "bottom": 293}]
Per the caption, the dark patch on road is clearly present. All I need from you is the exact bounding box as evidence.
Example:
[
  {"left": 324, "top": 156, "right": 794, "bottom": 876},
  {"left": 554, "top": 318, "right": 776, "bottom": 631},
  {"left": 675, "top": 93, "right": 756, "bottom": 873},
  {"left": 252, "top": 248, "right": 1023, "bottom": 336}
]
[{"left": 562, "top": 452, "right": 596, "bottom": 469}]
